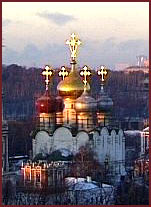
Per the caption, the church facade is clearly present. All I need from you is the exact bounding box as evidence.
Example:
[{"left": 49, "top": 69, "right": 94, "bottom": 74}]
[{"left": 33, "top": 126, "right": 125, "bottom": 180}]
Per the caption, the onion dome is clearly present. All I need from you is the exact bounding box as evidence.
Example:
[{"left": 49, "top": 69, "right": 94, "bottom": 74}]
[
  {"left": 36, "top": 91, "right": 57, "bottom": 113},
  {"left": 57, "top": 69, "right": 90, "bottom": 99},
  {"left": 97, "top": 87, "right": 113, "bottom": 112},
  {"left": 75, "top": 88, "right": 97, "bottom": 112}
]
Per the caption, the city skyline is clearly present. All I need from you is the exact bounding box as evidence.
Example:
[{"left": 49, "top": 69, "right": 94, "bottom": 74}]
[{"left": 2, "top": 2, "right": 149, "bottom": 69}]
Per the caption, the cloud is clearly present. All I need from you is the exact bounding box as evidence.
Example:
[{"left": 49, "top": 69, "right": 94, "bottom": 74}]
[
  {"left": 118, "top": 39, "right": 148, "bottom": 52},
  {"left": 99, "top": 38, "right": 149, "bottom": 68},
  {"left": 2, "top": 43, "right": 67, "bottom": 67},
  {"left": 2, "top": 39, "right": 149, "bottom": 69},
  {"left": 78, "top": 38, "right": 149, "bottom": 69},
  {"left": 37, "top": 11, "right": 76, "bottom": 26},
  {"left": 2, "top": 19, "right": 11, "bottom": 27}
]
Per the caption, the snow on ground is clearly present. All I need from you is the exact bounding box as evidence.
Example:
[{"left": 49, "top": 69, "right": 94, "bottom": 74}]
[
  {"left": 70, "top": 181, "right": 99, "bottom": 190},
  {"left": 59, "top": 148, "right": 72, "bottom": 157},
  {"left": 65, "top": 177, "right": 99, "bottom": 190},
  {"left": 143, "top": 127, "right": 149, "bottom": 132},
  {"left": 124, "top": 130, "right": 141, "bottom": 135}
]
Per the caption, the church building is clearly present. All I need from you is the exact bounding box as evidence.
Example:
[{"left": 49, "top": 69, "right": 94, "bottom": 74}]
[{"left": 32, "top": 33, "right": 126, "bottom": 181}]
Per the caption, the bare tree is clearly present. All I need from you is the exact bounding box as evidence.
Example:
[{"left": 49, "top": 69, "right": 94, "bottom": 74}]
[{"left": 3, "top": 180, "right": 15, "bottom": 205}]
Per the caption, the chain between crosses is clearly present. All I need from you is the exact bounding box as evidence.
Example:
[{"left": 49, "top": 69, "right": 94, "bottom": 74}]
[
  {"left": 59, "top": 66, "right": 69, "bottom": 80},
  {"left": 42, "top": 65, "right": 53, "bottom": 90},
  {"left": 80, "top": 65, "right": 91, "bottom": 86},
  {"left": 97, "top": 65, "right": 108, "bottom": 82}
]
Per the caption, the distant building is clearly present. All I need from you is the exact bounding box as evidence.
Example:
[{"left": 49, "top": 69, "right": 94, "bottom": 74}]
[
  {"left": 2, "top": 121, "right": 9, "bottom": 173},
  {"left": 124, "top": 66, "right": 149, "bottom": 74},
  {"left": 119, "top": 117, "right": 145, "bottom": 131},
  {"left": 136, "top": 55, "right": 147, "bottom": 67},
  {"left": 144, "top": 59, "right": 149, "bottom": 67},
  {"left": 122, "top": 55, "right": 149, "bottom": 73},
  {"left": 21, "top": 161, "right": 69, "bottom": 189},
  {"left": 124, "top": 130, "right": 142, "bottom": 170},
  {"left": 140, "top": 127, "right": 149, "bottom": 156},
  {"left": 2, "top": 90, "right": 9, "bottom": 173},
  {"left": 115, "top": 63, "right": 130, "bottom": 71},
  {"left": 65, "top": 177, "right": 114, "bottom": 205},
  {"left": 133, "top": 155, "right": 149, "bottom": 183},
  {"left": 143, "top": 77, "right": 149, "bottom": 91},
  {"left": 124, "top": 126, "right": 149, "bottom": 174}
]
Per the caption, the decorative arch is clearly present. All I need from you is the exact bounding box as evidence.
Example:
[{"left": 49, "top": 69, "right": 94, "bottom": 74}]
[
  {"left": 111, "top": 130, "right": 117, "bottom": 137},
  {"left": 101, "top": 127, "right": 109, "bottom": 136},
  {"left": 118, "top": 129, "right": 124, "bottom": 137},
  {"left": 91, "top": 130, "right": 100, "bottom": 145},
  {"left": 53, "top": 127, "right": 74, "bottom": 152},
  {"left": 35, "top": 130, "right": 51, "bottom": 155},
  {"left": 76, "top": 131, "right": 89, "bottom": 151}
]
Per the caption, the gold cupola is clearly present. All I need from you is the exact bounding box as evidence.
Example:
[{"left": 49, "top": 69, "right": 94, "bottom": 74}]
[
  {"left": 57, "top": 33, "right": 89, "bottom": 99},
  {"left": 57, "top": 69, "right": 85, "bottom": 98}
]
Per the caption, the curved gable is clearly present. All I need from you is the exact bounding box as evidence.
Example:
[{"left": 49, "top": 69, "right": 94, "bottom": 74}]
[
  {"left": 118, "top": 129, "right": 124, "bottom": 137},
  {"left": 76, "top": 131, "right": 89, "bottom": 150},
  {"left": 35, "top": 130, "right": 50, "bottom": 155},
  {"left": 111, "top": 130, "right": 117, "bottom": 137},
  {"left": 101, "top": 127, "right": 109, "bottom": 136},
  {"left": 53, "top": 127, "right": 74, "bottom": 152},
  {"left": 35, "top": 130, "right": 50, "bottom": 142}
]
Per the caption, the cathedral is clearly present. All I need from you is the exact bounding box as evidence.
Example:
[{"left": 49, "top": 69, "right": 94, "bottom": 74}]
[{"left": 32, "top": 33, "right": 126, "bottom": 181}]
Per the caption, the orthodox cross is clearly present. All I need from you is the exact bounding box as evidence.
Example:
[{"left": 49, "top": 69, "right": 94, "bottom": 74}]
[
  {"left": 97, "top": 65, "right": 108, "bottom": 82},
  {"left": 66, "top": 33, "right": 81, "bottom": 61},
  {"left": 42, "top": 65, "right": 53, "bottom": 90},
  {"left": 59, "top": 66, "right": 69, "bottom": 80},
  {"left": 80, "top": 65, "right": 91, "bottom": 86}
]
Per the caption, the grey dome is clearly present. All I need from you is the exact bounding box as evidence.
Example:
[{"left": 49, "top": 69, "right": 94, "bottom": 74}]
[
  {"left": 97, "top": 88, "right": 113, "bottom": 112},
  {"left": 75, "top": 89, "right": 97, "bottom": 112}
]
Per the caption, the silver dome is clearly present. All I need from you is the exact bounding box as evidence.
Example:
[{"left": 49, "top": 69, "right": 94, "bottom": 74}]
[
  {"left": 97, "top": 88, "right": 113, "bottom": 112},
  {"left": 75, "top": 89, "right": 97, "bottom": 112}
]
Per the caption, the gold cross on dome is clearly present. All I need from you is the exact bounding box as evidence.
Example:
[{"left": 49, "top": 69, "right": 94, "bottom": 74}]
[
  {"left": 80, "top": 65, "right": 91, "bottom": 86},
  {"left": 66, "top": 33, "right": 81, "bottom": 60},
  {"left": 42, "top": 65, "right": 53, "bottom": 90},
  {"left": 59, "top": 66, "right": 69, "bottom": 80},
  {"left": 98, "top": 65, "right": 108, "bottom": 82}
]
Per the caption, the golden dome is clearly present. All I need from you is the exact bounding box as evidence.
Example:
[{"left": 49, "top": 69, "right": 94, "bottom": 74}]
[{"left": 57, "top": 69, "right": 90, "bottom": 98}]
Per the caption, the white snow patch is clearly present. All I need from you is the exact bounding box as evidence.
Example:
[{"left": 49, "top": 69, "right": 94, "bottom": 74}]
[
  {"left": 124, "top": 130, "right": 141, "bottom": 135},
  {"left": 59, "top": 148, "right": 72, "bottom": 157},
  {"left": 143, "top": 127, "right": 149, "bottom": 132},
  {"left": 65, "top": 177, "right": 99, "bottom": 190}
]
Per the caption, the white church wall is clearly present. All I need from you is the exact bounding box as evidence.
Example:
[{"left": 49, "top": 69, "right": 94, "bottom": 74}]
[
  {"left": 76, "top": 131, "right": 89, "bottom": 153},
  {"left": 32, "top": 126, "right": 126, "bottom": 178},
  {"left": 118, "top": 130, "right": 123, "bottom": 163},
  {"left": 111, "top": 132, "right": 116, "bottom": 175},
  {"left": 119, "top": 129, "right": 126, "bottom": 175},
  {"left": 110, "top": 130, "right": 116, "bottom": 162},
  {"left": 101, "top": 127, "right": 109, "bottom": 162},
  {"left": 34, "top": 131, "right": 51, "bottom": 156},
  {"left": 95, "top": 133, "right": 103, "bottom": 163},
  {"left": 107, "top": 135, "right": 111, "bottom": 157},
  {"left": 53, "top": 127, "right": 74, "bottom": 152},
  {"left": 33, "top": 127, "right": 91, "bottom": 158},
  {"left": 93, "top": 127, "right": 125, "bottom": 177},
  {"left": 90, "top": 131, "right": 99, "bottom": 148}
]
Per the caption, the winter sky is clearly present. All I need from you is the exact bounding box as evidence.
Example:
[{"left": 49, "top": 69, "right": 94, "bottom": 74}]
[{"left": 2, "top": 2, "right": 149, "bottom": 69}]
